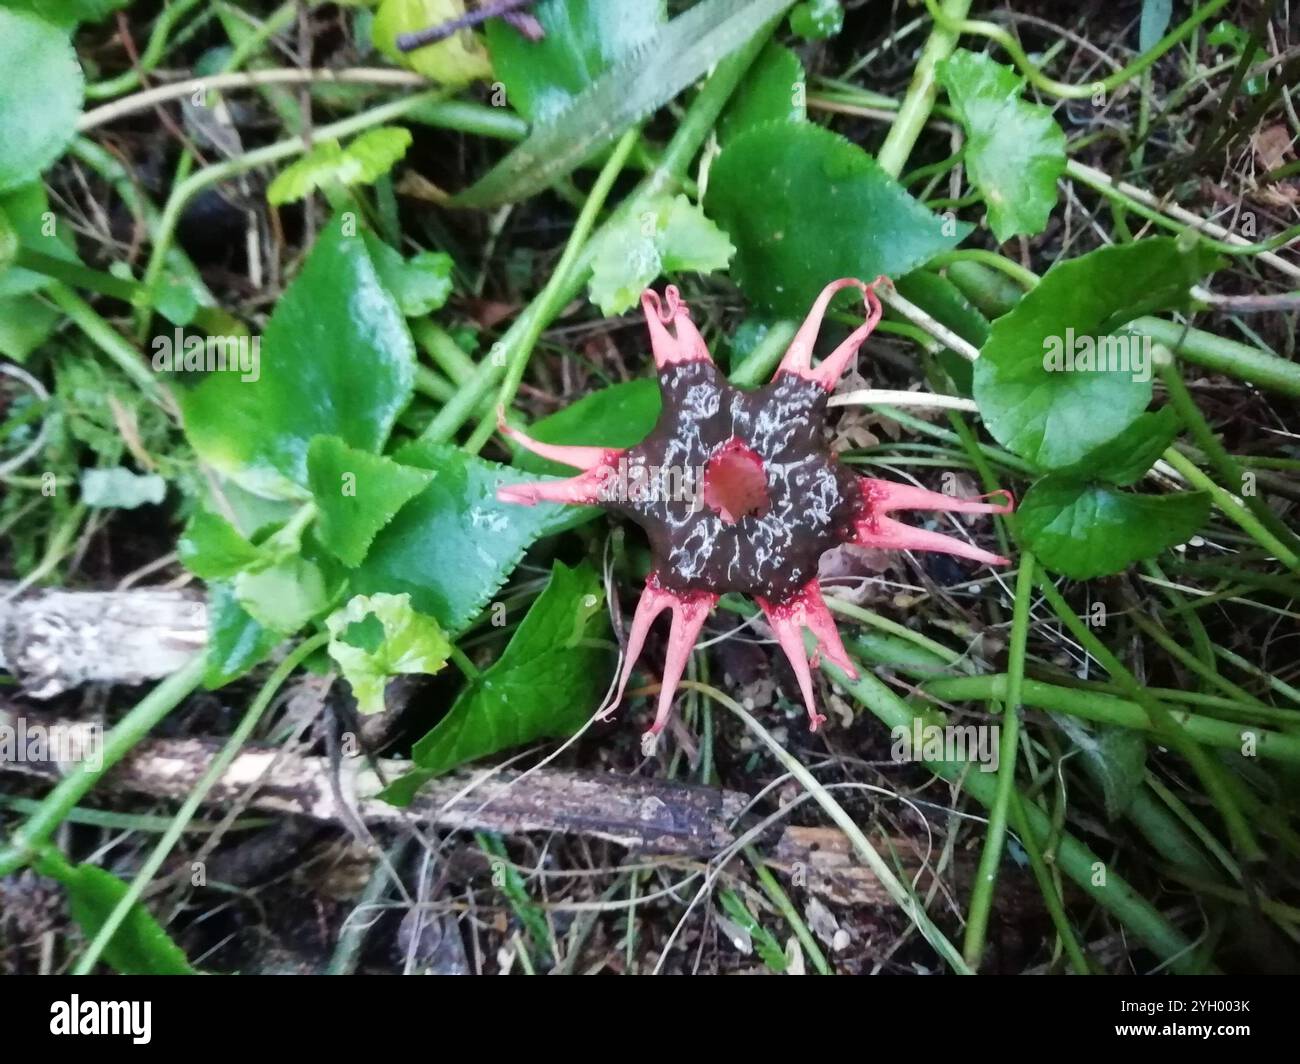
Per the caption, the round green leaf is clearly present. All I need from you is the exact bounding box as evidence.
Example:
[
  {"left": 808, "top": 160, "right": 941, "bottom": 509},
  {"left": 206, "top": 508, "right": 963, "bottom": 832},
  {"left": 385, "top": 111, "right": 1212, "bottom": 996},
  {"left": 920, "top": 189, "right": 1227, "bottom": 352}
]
[
  {"left": 973, "top": 239, "right": 1221, "bottom": 469},
  {"left": 705, "top": 122, "right": 970, "bottom": 316},
  {"left": 0, "top": 10, "right": 84, "bottom": 193},
  {"left": 1015, "top": 476, "right": 1210, "bottom": 579}
]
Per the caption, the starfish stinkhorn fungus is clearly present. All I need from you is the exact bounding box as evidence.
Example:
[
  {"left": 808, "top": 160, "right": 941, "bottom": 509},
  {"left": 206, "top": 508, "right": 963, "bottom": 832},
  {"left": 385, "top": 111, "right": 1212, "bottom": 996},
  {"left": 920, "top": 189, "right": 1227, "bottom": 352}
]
[{"left": 497, "top": 278, "right": 1013, "bottom": 738}]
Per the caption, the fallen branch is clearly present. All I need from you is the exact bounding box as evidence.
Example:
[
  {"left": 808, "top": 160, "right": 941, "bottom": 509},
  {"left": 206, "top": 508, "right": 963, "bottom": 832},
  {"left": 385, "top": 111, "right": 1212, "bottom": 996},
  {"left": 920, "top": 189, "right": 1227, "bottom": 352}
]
[{"left": 0, "top": 586, "right": 206, "bottom": 698}]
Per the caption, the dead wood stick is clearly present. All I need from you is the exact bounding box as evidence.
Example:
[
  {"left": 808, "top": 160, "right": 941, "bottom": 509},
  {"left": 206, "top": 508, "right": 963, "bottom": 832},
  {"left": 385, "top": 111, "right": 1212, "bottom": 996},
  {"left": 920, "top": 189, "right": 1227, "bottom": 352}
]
[
  {"left": 0, "top": 585, "right": 206, "bottom": 698},
  {"left": 0, "top": 730, "right": 1035, "bottom": 910}
]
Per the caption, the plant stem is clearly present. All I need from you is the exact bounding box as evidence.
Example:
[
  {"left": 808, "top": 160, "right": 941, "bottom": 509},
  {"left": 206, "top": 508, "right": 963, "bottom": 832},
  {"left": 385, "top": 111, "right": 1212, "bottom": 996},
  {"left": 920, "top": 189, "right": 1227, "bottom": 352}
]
[
  {"left": 1162, "top": 447, "right": 1300, "bottom": 574},
  {"left": 43, "top": 283, "right": 164, "bottom": 402},
  {"left": 463, "top": 127, "right": 640, "bottom": 454},
  {"left": 877, "top": 0, "right": 972, "bottom": 178},
  {"left": 680, "top": 682, "right": 973, "bottom": 974},
  {"left": 962, "top": 552, "right": 1034, "bottom": 969},
  {"left": 418, "top": 30, "right": 775, "bottom": 445},
  {"left": 72, "top": 633, "right": 327, "bottom": 974},
  {"left": 1032, "top": 576, "right": 1263, "bottom": 862},
  {"left": 825, "top": 662, "right": 1202, "bottom": 971},
  {"left": 921, "top": 0, "right": 1231, "bottom": 100},
  {"left": 744, "top": 847, "right": 832, "bottom": 975},
  {"left": 141, "top": 91, "right": 444, "bottom": 306},
  {"left": 0, "top": 654, "right": 209, "bottom": 877}
]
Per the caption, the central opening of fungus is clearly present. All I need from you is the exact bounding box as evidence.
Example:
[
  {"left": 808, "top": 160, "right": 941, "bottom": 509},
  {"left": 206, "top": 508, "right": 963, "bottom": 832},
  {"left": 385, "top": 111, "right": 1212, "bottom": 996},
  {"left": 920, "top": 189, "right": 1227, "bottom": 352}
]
[{"left": 703, "top": 439, "right": 770, "bottom": 524}]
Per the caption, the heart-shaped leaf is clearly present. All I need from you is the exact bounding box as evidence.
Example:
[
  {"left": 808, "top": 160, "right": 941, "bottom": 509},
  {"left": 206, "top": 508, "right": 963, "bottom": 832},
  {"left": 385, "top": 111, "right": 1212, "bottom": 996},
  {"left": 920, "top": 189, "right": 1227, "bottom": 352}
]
[
  {"left": 483, "top": 0, "right": 667, "bottom": 123},
  {"left": 380, "top": 560, "right": 610, "bottom": 802},
  {"left": 705, "top": 122, "right": 969, "bottom": 316},
  {"left": 307, "top": 435, "right": 434, "bottom": 567},
  {"left": 937, "top": 50, "right": 1066, "bottom": 243},
  {"left": 1015, "top": 476, "right": 1210, "bottom": 579},
  {"left": 181, "top": 218, "right": 416, "bottom": 497},
  {"left": 350, "top": 440, "right": 579, "bottom": 634},
  {"left": 973, "top": 239, "right": 1220, "bottom": 469},
  {"left": 0, "top": 10, "right": 84, "bottom": 193}
]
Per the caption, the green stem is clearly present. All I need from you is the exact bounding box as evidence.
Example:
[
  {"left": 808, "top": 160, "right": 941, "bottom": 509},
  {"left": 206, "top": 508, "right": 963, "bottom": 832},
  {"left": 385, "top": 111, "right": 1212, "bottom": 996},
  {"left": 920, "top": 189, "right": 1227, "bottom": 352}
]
[
  {"left": 681, "top": 682, "right": 972, "bottom": 974},
  {"left": 417, "top": 30, "right": 775, "bottom": 445},
  {"left": 962, "top": 552, "right": 1034, "bottom": 969},
  {"left": 877, "top": 0, "right": 972, "bottom": 178},
  {"left": 1033, "top": 576, "right": 1263, "bottom": 862},
  {"left": 925, "top": 674, "right": 1300, "bottom": 764},
  {"left": 463, "top": 127, "right": 641, "bottom": 454},
  {"left": 824, "top": 664, "right": 1201, "bottom": 971},
  {"left": 922, "top": 0, "right": 1231, "bottom": 100},
  {"left": 72, "top": 634, "right": 327, "bottom": 974},
  {"left": 0, "top": 654, "right": 209, "bottom": 877},
  {"left": 728, "top": 321, "right": 798, "bottom": 388},
  {"left": 141, "top": 92, "right": 444, "bottom": 306},
  {"left": 744, "top": 847, "right": 832, "bottom": 975},
  {"left": 85, "top": 0, "right": 209, "bottom": 99},
  {"left": 44, "top": 283, "right": 164, "bottom": 401},
  {"left": 1162, "top": 447, "right": 1300, "bottom": 574}
]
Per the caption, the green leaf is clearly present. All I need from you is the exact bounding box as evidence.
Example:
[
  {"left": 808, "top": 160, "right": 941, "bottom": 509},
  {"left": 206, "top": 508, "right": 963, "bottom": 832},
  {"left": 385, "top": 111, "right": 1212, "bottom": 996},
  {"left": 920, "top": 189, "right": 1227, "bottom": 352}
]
[
  {"left": 179, "top": 511, "right": 263, "bottom": 580},
  {"left": 204, "top": 582, "right": 280, "bottom": 689},
  {"left": 80, "top": 467, "right": 166, "bottom": 509},
  {"left": 1, "top": 0, "right": 131, "bottom": 28},
  {"left": 1139, "top": 0, "right": 1173, "bottom": 51},
  {"left": 0, "top": 9, "right": 84, "bottom": 193},
  {"left": 484, "top": 0, "right": 667, "bottom": 124},
  {"left": 266, "top": 127, "right": 413, "bottom": 205},
  {"left": 37, "top": 853, "right": 195, "bottom": 975},
  {"left": 937, "top": 50, "right": 1066, "bottom": 243},
  {"left": 512, "top": 378, "right": 661, "bottom": 476},
  {"left": 973, "top": 239, "right": 1221, "bottom": 469},
  {"left": 306, "top": 434, "right": 434, "bottom": 567},
  {"left": 788, "top": 0, "right": 842, "bottom": 40},
  {"left": 1057, "top": 718, "right": 1147, "bottom": 821},
  {"left": 587, "top": 194, "right": 734, "bottom": 315},
  {"left": 380, "top": 560, "right": 610, "bottom": 801},
  {"left": 350, "top": 440, "right": 579, "bottom": 634},
  {"left": 1014, "top": 477, "right": 1210, "bottom": 579},
  {"left": 362, "top": 232, "right": 454, "bottom": 316},
  {"left": 326, "top": 592, "right": 451, "bottom": 714},
  {"left": 1053, "top": 406, "right": 1182, "bottom": 487},
  {"left": 705, "top": 122, "right": 969, "bottom": 316},
  {"left": 234, "top": 556, "right": 332, "bottom": 634},
  {"left": 373, "top": 0, "right": 492, "bottom": 87},
  {"left": 0, "top": 294, "right": 60, "bottom": 360},
  {"left": 717, "top": 42, "right": 805, "bottom": 145},
  {"left": 181, "top": 218, "right": 417, "bottom": 496},
  {"left": 453, "top": 0, "right": 799, "bottom": 208},
  {"left": 0, "top": 205, "right": 15, "bottom": 273}
]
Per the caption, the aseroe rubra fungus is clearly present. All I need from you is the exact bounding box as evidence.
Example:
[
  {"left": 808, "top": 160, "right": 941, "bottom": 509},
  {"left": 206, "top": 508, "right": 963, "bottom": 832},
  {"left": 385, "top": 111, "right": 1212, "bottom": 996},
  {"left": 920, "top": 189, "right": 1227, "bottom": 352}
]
[{"left": 498, "top": 278, "right": 1013, "bottom": 739}]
